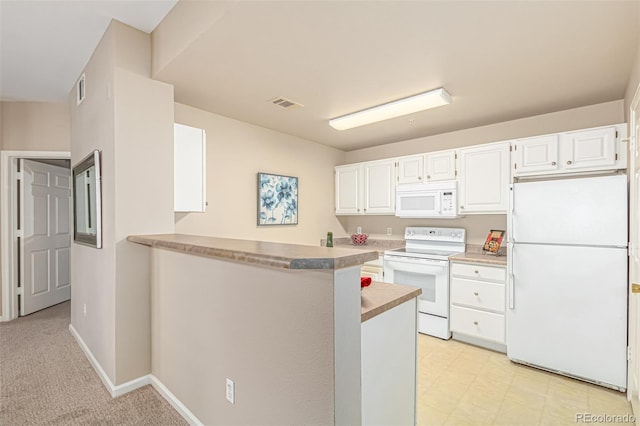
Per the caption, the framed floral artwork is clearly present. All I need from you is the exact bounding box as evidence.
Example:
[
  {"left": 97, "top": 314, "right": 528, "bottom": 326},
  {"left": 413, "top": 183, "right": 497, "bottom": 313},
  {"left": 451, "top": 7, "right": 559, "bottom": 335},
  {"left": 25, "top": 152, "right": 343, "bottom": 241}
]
[{"left": 257, "top": 172, "right": 298, "bottom": 225}]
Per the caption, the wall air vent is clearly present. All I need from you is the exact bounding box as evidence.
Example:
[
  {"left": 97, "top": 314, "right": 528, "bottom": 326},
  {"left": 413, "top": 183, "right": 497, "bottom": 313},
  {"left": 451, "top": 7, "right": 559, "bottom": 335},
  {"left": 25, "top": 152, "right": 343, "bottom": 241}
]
[
  {"left": 76, "top": 73, "right": 85, "bottom": 105},
  {"left": 267, "top": 97, "right": 304, "bottom": 110}
]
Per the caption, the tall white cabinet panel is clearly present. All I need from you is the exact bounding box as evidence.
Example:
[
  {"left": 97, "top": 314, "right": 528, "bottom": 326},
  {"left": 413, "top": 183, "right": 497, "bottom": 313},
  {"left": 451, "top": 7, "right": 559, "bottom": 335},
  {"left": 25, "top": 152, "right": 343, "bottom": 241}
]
[
  {"left": 397, "top": 155, "right": 424, "bottom": 184},
  {"left": 561, "top": 126, "right": 617, "bottom": 170},
  {"left": 458, "top": 142, "right": 510, "bottom": 214},
  {"left": 174, "top": 123, "right": 206, "bottom": 212},
  {"left": 364, "top": 160, "right": 396, "bottom": 214},
  {"left": 512, "top": 134, "right": 559, "bottom": 175},
  {"left": 335, "top": 164, "right": 363, "bottom": 214},
  {"left": 426, "top": 150, "right": 456, "bottom": 181}
]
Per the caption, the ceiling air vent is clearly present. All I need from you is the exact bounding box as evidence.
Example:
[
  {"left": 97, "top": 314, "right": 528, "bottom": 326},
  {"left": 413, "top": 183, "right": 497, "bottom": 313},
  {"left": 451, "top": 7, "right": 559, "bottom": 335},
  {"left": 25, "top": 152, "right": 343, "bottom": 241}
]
[{"left": 268, "top": 97, "right": 304, "bottom": 110}]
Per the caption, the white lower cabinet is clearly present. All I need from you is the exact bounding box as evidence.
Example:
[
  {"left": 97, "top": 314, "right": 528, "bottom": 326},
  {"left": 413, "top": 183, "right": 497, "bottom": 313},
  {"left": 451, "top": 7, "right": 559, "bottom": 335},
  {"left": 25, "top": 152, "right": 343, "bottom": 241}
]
[
  {"left": 362, "top": 299, "right": 417, "bottom": 426},
  {"left": 450, "top": 261, "right": 507, "bottom": 351},
  {"left": 361, "top": 258, "right": 383, "bottom": 281}
]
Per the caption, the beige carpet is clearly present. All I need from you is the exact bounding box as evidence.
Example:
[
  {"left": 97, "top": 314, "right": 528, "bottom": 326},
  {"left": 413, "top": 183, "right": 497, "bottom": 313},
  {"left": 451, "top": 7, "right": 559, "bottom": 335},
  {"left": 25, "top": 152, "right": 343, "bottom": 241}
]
[{"left": 0, "top": 301, "right": 187, "bottom": 425}]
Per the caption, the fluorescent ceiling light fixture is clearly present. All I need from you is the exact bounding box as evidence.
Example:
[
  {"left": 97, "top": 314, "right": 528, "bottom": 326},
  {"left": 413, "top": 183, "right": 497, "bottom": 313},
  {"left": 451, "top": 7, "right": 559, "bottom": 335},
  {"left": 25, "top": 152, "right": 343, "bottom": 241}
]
[{"left": 329, "top": 88, "right": 451, "bottom": 131}]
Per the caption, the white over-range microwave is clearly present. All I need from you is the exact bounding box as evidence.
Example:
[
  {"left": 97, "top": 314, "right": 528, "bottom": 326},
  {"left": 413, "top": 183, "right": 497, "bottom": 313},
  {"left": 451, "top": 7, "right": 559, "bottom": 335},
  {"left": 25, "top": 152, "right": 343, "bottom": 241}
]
[{"left": 395, "top": 180, "right": 460, "bottom": 218}]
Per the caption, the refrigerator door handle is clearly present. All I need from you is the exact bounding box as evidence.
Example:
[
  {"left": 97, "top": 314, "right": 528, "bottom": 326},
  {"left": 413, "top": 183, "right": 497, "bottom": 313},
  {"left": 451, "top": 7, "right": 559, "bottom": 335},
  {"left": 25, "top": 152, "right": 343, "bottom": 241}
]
[
  {"left": 508, "top": 243, "right": 515, "bottom": 310},
  {"left": 508, "top": 184, "right": 515, "bottom": 243},
  {"left": 509, "top": 184, "right": 514, "bottom": 214}
]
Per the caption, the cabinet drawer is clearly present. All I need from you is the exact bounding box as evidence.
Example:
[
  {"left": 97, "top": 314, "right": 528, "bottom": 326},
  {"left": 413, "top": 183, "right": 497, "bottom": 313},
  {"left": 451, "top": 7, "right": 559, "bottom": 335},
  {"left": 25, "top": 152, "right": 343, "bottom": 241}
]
[
  {"left": 451, "top": 262, "right": 506, "bottom": 282},
  {"left": 450, "top": 306, "right": 505, "bottom": 343},
  {"left": 450, "top": 278, "right": 505, "bottom": 313}
]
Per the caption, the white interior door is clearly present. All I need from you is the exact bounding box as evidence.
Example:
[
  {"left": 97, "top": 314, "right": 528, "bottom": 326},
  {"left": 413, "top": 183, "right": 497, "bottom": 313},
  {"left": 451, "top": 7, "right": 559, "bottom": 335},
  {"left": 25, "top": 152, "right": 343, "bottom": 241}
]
[
  {"left": 19, "top": 159, "right": 71, "bottom": 316},
  {"left": 629, "top": 90, "right": 640, "bottom": 414}
]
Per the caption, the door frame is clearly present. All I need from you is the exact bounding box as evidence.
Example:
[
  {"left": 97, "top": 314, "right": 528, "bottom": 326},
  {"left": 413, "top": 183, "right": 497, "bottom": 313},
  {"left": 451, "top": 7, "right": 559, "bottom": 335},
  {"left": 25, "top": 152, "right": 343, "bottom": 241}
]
[
  {"left": 1, "top": 150, "right": 71, "bottom": 321},
  {"left": 629, "top": 87, "right": 640, "bottom": 418}
]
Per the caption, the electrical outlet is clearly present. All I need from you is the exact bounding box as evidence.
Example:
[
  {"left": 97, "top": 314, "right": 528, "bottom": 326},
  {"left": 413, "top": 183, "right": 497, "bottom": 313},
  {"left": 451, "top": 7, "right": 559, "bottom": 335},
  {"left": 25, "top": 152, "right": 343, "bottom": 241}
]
[
  {"left": 226, "top": 378, "right": 235, "bottom": 404},
  {"left": 386, "top": 227, "right": 392, "bottom": 235},
  {"left": 83, "top": 303, "right": 87, "bottom": 317}
]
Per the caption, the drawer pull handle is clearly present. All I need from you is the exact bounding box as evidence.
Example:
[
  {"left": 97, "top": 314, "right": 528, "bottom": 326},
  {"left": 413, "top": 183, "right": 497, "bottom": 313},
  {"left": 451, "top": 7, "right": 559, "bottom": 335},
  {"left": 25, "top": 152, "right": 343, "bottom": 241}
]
[
  {"left": 473, "top": 321, "right": 479, "bottom": 325},
  {"left": 474, "top": 270, "right": 479, "bottom": 274},
  {"left": 473, "top": 292, "right": 479, "bottom": 296}
]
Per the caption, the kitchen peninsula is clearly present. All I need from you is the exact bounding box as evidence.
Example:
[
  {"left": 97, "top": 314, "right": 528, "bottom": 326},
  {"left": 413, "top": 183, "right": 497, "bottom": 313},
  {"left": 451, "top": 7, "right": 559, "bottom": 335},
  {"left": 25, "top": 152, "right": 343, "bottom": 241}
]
[{"left": 128, "top": 233, "right": 419, "bottom": 425}]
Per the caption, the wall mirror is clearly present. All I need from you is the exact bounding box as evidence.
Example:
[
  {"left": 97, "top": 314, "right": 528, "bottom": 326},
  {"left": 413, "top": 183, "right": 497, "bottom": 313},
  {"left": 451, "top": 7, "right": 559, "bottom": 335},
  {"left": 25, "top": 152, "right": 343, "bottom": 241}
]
[{"left": 72, "top": 149, "right": 102, "bottom": 248}]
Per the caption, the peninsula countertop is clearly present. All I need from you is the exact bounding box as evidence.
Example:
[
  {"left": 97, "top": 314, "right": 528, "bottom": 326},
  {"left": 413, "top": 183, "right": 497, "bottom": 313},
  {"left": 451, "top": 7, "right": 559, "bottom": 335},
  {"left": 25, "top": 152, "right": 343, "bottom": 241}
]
[
  {"left": 361, "top": 281, "right": 421, "bottom": 322},
  {"left": 128, "top": 233, "right": 379, "bottom": 270}
]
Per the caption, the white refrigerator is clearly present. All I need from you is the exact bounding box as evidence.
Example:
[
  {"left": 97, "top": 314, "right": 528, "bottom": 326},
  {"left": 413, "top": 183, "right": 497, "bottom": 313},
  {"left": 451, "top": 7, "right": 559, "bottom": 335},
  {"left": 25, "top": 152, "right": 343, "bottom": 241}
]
[{"left": 507, "top": 174, "right": 628, "bottom": 390}]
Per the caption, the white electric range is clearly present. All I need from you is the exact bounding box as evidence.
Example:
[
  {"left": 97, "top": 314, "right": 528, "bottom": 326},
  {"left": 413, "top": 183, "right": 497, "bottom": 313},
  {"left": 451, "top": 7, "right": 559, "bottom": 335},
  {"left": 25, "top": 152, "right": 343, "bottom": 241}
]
[{"left": 383, "top": 227, "right": 466, "bottom": 339}]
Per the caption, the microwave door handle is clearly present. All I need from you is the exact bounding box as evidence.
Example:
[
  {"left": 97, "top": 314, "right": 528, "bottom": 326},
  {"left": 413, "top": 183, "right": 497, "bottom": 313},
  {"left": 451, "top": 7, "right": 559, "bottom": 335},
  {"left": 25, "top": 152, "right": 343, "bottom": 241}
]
[{"left": 434, "top": 193, "right": 441, "bottom": 215}]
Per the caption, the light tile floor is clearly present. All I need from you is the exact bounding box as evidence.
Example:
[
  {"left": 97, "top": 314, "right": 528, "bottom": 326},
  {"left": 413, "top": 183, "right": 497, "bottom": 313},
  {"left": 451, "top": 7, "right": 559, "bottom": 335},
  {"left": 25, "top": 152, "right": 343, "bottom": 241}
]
[{"left": 416, "top": 335, "right": 636, "bottom": 425}]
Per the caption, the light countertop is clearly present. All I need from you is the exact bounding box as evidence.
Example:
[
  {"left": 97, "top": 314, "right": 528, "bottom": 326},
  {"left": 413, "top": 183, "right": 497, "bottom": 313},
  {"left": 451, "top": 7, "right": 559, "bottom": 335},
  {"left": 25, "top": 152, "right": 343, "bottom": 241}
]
[
  {"left": 128, "top": 233, "right": 379, "bottom": 270},
  {"left": 361, "top": 281, "right": 421, "bottom": 323},
  {"left": 448, "top": 245, "right": 508, "bottom": 266}
]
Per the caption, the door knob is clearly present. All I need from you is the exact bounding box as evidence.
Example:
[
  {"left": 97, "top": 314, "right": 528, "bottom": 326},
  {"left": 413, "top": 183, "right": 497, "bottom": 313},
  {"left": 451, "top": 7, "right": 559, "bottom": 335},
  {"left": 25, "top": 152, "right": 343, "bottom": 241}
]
[
  {"left": 551, "top": 161, "right": 557, "bottom": 166},
  {"left": 567, "top": 160, "right": 573, "bottom": 165},
  {"left": 632, "top": 283, "right": 640, "bottom": 294}
]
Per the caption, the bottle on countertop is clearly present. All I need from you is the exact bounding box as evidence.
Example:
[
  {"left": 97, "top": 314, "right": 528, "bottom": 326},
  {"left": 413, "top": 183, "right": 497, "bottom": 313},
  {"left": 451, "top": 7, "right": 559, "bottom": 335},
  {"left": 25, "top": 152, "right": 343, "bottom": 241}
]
[{"left": 326, "top": 232, "right": 333, "bottom": 247}]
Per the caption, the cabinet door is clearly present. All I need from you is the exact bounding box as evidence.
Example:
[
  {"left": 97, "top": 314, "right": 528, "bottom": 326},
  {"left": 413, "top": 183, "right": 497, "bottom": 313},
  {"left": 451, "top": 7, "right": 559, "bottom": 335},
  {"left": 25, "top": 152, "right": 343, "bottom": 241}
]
[
  {"left": 335, "top": 164, "right": 362, "bottom": 215},
  {"left": 174, "top": 123, "right": 206, "bottom": 212},
  {"left": 458, "top": 142, "right": 510, "bottom": 214},
  {"left": 397, "top": 155, "right": 424, "bottom": 184},
  {"left": 364, "top": 160, "right": 396, "bottom": 214},
  {"left": 426, "top": 150, "right": 456, "bottom": 181},
  {"left": 361, "top": 266, "right": 383, "bottom": 281},
  {"left": 512, "top": 135, "right": 559, "bottom": 176},
  {"left": 561, "top": 127, "right": 617, "bottom": 170}
]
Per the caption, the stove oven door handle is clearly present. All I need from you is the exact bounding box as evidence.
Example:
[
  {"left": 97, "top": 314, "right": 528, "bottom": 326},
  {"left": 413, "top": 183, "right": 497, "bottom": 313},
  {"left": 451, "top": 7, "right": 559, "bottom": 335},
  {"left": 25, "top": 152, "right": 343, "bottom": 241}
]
[{"left": 384, "top": 255, "right": 447, "bottom": 264}]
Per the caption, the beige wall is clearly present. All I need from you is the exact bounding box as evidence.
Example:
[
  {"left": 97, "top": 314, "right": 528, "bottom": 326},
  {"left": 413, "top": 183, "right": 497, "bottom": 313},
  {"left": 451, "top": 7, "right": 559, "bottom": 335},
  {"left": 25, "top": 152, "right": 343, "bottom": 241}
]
[
  {"left": 174, "top": 103, "right": 346, "bottom": 245},
  {"left": 625, "top": 5, "right": 640, "bottom": 120},
  {"left": 69, "top": 20, "right": 174, "bottom": 387},
  {"left": 340, "top": 100, "right": 624, "bottom": 244},
  {"left": 1, "top": 102, "right": 70, "bottom": 151},
  {"left": 152, "top": 249, "right": 338, "bottom": 425},
  {"left": 113, "top": 68, "right": 174, "bottom": 384},
  {"left": 0, "top": 101, "right": 70, "bottom": 318},
  {"left": 69, "top": 20, "right": 118, "bottom": 382}
]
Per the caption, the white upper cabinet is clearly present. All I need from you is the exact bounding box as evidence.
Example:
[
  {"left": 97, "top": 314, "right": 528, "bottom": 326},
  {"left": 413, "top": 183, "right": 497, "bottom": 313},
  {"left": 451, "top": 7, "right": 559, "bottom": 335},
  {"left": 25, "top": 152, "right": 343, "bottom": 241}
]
[
  {"left": 174, "top": 123, "right": 206, "bottom": 212},
  {"left": 335, "top": 160, "right": 396, "bottom": 215},
  {"left": 426, "top": 149, "right": 457, "bottom": 181},
  {"left": 512, "top": 124, "right": 626, "bottom": 177},
  {"left": 512, "top": 134, "right": 560, "bottom": 175},
  {"left": 397, "top": 155, "right": 425, "bottom": 184},
  {"left": 561, "top": 126, "right": 618, "bottom": 170},
  {"left": 363, "top": 159, "right": 396, "bottom": 214},
  {"left": 335, "top": 164, "right": 363, "bottom": 214},
  {"left": 458, "top": 142, "right": 510, "bottom": 214}
]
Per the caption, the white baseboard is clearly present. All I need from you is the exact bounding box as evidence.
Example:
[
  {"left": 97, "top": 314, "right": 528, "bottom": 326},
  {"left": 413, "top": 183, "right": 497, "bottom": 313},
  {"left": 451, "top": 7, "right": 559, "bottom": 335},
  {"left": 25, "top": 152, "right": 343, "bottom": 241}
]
[
  {"left": 68, "top": 324, "right": 150, "bottom": 397},
  {"left": 150, "top": 375, "right": 203, "bottom": 426},
  {"left": 68, "top": 324, "right": 201, "bottom": 425}
]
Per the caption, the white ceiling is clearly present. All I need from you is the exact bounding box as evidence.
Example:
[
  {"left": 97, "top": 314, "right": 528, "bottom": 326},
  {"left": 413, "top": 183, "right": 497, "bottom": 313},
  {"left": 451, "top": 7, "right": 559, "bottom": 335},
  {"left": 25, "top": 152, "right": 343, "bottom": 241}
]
[
  {"left": 0, "top": 0, "right": 177, "bottom": 102},
  {"left": 2, "top": 1, "right": 639, "bottom": 151}
]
